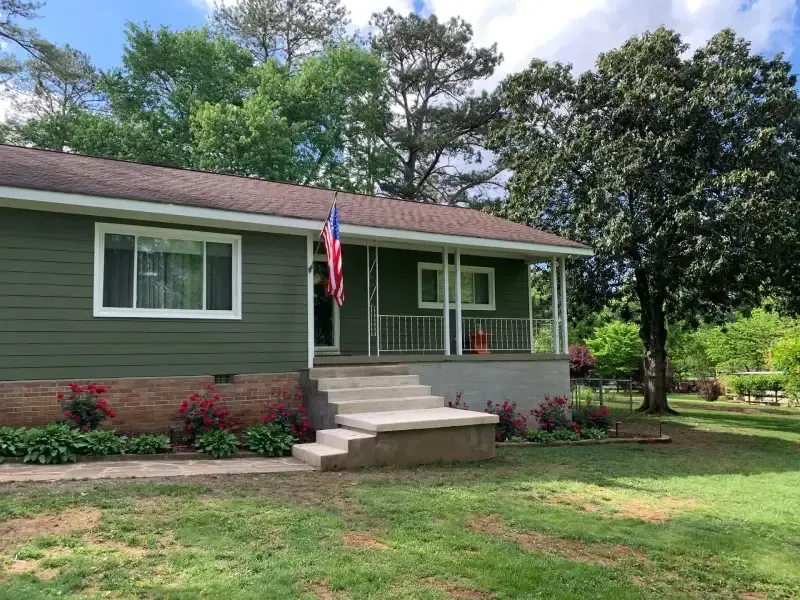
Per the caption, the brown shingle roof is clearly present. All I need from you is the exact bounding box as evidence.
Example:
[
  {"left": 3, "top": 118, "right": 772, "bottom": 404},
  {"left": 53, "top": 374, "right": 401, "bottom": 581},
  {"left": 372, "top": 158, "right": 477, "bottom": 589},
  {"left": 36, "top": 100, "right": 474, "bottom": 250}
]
[{"left": 0, "top": 145, "right": 588, "bottom": 250}]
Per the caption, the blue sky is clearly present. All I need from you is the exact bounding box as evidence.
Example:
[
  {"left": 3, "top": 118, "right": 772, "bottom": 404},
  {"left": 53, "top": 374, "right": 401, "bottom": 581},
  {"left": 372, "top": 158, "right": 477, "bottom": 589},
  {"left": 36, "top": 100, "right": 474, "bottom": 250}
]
[{"left": 8, "top": 0, "right": 800, "bottom": 78}]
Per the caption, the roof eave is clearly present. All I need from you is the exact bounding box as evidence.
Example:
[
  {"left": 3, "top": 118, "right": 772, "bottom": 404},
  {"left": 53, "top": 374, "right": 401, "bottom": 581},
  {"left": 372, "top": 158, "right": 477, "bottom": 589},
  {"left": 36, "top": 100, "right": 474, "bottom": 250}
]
[{"left": 0, "top": 184, "right": 593, "bottom": 258}]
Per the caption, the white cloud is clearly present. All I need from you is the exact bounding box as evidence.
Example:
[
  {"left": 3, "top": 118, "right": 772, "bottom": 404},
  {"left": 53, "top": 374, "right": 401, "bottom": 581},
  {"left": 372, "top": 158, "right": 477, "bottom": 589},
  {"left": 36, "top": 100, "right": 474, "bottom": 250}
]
[{"left": 190, "top": 0, "right": 795, "bottom": 85}]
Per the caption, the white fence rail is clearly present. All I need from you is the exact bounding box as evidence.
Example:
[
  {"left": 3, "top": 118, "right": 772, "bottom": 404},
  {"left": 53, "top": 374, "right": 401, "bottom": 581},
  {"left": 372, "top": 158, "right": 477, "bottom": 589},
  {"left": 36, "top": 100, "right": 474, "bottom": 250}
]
[
  {"left": 379, "top": 315, "right": 445, "bottom": 353},
  {"left": 462, "top": 317, "right": 554, "bottom": 353}
]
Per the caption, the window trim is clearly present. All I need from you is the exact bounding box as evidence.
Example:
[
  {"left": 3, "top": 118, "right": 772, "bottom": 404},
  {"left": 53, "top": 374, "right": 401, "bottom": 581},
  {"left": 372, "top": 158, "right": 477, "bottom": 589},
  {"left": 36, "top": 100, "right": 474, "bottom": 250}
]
[
  {"left": 93, "top": 222, "right": 242, "bottom": 320},
  {"left": 417, "top": 262, "right": 496, "bottom": 311}
]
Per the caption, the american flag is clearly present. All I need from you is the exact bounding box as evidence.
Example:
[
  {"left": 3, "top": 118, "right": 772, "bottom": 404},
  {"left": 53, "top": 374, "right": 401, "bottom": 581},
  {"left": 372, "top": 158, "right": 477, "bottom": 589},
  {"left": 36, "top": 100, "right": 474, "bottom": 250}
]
[{"left": 320, "top": 196, "right": 344, "bottom": 307}]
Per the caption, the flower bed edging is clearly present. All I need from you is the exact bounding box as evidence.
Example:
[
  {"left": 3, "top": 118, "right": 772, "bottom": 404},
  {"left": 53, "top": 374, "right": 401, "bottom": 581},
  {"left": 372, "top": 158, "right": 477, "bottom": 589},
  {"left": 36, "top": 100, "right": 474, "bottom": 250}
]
[{"left": 497, "top": 435, "right": 671, "bottom": 447}]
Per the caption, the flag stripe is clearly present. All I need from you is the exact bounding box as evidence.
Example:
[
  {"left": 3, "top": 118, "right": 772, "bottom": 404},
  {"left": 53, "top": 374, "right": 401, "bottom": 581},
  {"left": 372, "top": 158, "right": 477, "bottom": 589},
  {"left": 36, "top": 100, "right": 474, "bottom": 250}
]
[{"left": 320, "top": 198, "right": 344, "bottom": 307}]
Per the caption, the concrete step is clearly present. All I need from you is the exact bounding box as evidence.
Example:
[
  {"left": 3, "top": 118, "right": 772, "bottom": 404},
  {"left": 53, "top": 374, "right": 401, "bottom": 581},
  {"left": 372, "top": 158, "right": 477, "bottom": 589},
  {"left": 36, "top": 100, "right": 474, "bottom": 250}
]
[
  {"left": 335, "top": 407, "right": 499, "bottom": 433},
  {"left": 317, "top": 374, "right": 420, "bottom": 390},
  {"left": 291, "top": 443, "right": 347, "bottom": 469},
  {"left": 332, "top": 395, "right": 444, "bottom": 414},
  {"left": 309, "top": 364, "right": 409, "bottom": 379},
  {"left": 325, "top": 384, "right": 431, "bottom": 402},
  {"left": 316, "top": 428, "right": 376, "bottom": 451}
]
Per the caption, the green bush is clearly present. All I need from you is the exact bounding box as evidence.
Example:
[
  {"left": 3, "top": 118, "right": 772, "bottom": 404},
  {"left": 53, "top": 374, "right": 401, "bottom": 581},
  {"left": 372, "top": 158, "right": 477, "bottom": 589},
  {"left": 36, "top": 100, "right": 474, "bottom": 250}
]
[
  {"left": 127, "top": 434, "right": 171, "bottom": 455},
  {"left": 24, "top": 424, "right": 84, "bottom": 464},
  {"left": 524, "top": 428, "right": 581, "bottom": 443},
  {"left": 727, "top": 373, "right": 785, "bottom": 397},
  {"left": 0, "top": 427, "right": 27, "bottom": 462},
  {"left": 580, "top": 427, "right": 609, "bottom": 440},
  {"left": 79, "top": 429, "right": 127, "bottom": 456},
  {"left": 193, "top": 429, "right": 240, "bottom": 458},
  {"left": 586, "top": 321, "right": 643, "bottom": 378},
  {"left": 771, "top": 334, "right": 800, "bottom": 402},
  {"left": 245, "top": 424, "right": 295, "bottom": 456}
]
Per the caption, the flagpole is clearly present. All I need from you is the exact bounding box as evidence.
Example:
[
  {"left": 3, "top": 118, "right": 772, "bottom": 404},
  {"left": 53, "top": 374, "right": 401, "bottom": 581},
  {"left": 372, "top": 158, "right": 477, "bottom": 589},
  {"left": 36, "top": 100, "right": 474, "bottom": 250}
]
[{"left": 309, "top": 191, "right": 338, "bottom": 273}]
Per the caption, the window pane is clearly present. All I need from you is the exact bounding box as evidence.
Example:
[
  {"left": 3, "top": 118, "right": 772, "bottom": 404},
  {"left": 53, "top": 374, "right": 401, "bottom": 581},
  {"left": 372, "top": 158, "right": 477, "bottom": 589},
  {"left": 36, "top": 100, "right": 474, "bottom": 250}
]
[
  {"left": 474, "top": 273, "right": 490, "bottom": 305},
  {"left": 136, "top": 237, "right": 203, "bottom": 310},
  {"left": 206, "top": 242, "right": 233, "bottom": 311},
  {"left": 421, "top": 268, "right": 438, "bottom": 303},
  {"left": 103, "top": 234, "right": 134, "bottom": 308},
  {"left": 460, "top": 272, "right": 475, "bottom": 304}
]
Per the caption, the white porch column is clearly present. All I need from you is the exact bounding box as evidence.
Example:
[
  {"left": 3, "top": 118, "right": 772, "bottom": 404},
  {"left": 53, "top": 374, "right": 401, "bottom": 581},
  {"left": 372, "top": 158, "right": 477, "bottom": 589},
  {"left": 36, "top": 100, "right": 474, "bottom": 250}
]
[
  {"left": 527, "top": 262, "right": 534, "bottom": 353},
  {"left": 442, "top": 247, "right": 451, "bottom": 355},
  {"left": 455, "top": 248, "right": 463, "bottom": 355},
  {"left": 306, "top": 233, "right": 314, "bottom": 368},
  {"left": 550, "top": 257, "right": 560, "bottom": 354},
  {"left": 560, "top": 256, "right": 569, "bottom": 354}
]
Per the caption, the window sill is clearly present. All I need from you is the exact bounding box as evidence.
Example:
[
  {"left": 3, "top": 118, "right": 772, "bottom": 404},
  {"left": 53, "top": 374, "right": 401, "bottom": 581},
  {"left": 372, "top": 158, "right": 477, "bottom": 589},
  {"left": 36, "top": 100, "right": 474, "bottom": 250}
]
[
  {"left": 93, "top": 309, "right": 242, "bottom": 320},
  {"left": 418, "top": 303, "right": 496, "bottom": 311}
]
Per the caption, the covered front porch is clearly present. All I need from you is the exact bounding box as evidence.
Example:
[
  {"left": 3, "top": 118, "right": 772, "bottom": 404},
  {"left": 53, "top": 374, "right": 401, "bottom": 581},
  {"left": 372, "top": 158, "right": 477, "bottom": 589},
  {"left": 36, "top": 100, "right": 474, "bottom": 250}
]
[{"left": 309, "top": 242, "right": 578, "bottom": 363}]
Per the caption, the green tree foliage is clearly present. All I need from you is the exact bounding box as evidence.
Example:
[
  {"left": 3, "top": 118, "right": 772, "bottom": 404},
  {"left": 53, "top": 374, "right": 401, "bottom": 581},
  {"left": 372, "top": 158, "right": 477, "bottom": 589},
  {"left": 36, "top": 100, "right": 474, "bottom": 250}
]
[
  {"left": 770, "top": 334, "right": 800, "bottom": 400},
  {"left": 491, "top": 28, "right": 800, "bottom": 413},
  {"left": 0, "top": 0, "right": 62, "bottom": 82},
  {"left": 369, "top": 9, "right": 502, "bottom": 204},
  {"left": 212, "top": 0, "right": 348, "bottom": 71},
  {"left": 699, "top": 309, "right": 792, "bottom": 374},
  {"left": 586, "top": 321, "right": 643, "bottom": 378},
  {"left": 190, "top": 43, "right": 390, "bottom": 191},
  {"left": 667, "top": 322, "right": 714, "bottom": 380}
]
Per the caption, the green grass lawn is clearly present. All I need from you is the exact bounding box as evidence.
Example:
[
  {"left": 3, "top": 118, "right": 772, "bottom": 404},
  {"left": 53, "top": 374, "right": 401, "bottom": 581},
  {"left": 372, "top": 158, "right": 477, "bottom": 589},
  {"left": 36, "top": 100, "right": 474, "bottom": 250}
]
[{"left": 1, "top": 403, "right": 799, "bottom": 600}]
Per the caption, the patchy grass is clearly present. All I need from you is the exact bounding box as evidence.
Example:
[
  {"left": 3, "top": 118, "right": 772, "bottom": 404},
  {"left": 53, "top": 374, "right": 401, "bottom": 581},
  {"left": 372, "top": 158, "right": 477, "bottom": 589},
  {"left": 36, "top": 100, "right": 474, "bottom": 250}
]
[{"left": 0, "top": 405, "right": 798, "bottom": 599}]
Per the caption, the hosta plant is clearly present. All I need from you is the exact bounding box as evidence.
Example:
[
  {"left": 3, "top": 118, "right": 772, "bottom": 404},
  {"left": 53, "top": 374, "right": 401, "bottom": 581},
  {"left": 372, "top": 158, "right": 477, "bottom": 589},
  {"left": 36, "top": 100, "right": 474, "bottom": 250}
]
[
  {"left": 245, "top": 424, "right": 295, "bottom": 456},
  {"left": 0, "top": 427, "right": 27, "bottom": 463},
  {"left": 79, "top": 429, "right": 127, "bottom": 456},
  {"left": 128, "top": 434, "right": 171, "bottom": 455},
  {"left": 58, "top": 382, "right": 116, "bottom": 431},
  {"left": 24, "top": 424, "right": 84, "bottom": 464},
  {"left": 193, "top": 429, "right": 240, "bottom": 458}
]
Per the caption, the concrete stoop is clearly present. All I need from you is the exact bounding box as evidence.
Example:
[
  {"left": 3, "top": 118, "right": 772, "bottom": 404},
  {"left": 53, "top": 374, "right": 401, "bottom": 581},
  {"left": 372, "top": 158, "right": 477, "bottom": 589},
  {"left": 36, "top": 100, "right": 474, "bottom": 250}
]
[{"left": 293, "top": 364, "right": 499, "bottom": 470}]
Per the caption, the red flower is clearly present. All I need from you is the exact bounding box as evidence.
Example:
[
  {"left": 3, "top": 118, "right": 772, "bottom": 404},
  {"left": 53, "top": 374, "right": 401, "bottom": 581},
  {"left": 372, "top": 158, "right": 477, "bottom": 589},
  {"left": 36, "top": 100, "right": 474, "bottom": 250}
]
[
  {"left": 96, "top": 399, "right": 107, "bottom": 408},
  {"left": 214, "top": 394, "right": 220, "bottom": 401},
  {"left": 202, "top": 417, "right": 212, "bottom": 426},
  {"left": 208, "top": 384, "right": 215, "bottom": 391},
  {"left": 64, "top": 410, "right": 71, "bottom": 417},
  {"left": 81, "top": 425, "right": 89, "bottom": 432},
  {"left": 95, "top": 385, "right": 107, "bottom": 394},
  {"left": 56, "top": 392, "right": 64, "bottom": 400}
]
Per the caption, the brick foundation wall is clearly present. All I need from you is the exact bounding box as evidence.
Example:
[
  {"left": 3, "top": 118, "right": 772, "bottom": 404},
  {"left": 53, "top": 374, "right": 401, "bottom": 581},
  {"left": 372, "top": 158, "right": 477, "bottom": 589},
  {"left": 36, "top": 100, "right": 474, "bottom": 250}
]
[{"left": 0, "top": 373, "right": 302, "bottom": 433}]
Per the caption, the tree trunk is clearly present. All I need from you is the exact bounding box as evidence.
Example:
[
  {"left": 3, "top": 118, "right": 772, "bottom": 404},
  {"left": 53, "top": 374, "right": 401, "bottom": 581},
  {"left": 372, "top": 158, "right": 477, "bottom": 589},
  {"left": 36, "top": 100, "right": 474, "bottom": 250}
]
[{"left": 634, "top": 272, "right": 677, "bottom": 415}]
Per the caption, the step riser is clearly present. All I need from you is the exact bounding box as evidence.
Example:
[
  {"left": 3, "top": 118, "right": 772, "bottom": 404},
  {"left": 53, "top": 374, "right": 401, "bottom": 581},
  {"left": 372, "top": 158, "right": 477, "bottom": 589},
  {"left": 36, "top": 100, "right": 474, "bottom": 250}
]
[
  {"left": 316, "top": 429, "right": 376, "bottom": 451},
  {"left": 325, "top": 385, "right": 431, "bottom": 402},
  {"left": 308, "top": 364, "right": 409, "bottom": 379},
  {"left": 333, "top": 396, "right": 444, "bottom": 414},
  {"left": 317, "top": 375, "right": 420, "bottom": 390},
  {"left": 291, "top": 444, "right": 347, "bottom": 469}
]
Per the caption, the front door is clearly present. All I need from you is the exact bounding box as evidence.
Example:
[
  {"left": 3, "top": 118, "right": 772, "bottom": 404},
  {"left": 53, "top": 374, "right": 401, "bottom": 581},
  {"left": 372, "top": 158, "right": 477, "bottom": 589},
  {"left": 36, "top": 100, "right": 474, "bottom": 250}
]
[{"left": 313, "top": 257, "right": 340, "bottom": 353}]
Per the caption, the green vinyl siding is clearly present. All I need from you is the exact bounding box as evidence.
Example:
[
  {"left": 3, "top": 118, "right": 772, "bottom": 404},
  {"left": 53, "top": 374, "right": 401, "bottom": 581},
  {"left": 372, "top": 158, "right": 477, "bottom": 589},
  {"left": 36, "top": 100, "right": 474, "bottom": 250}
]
[
  {"left": 0, "top": 207, "right": 308, "bottom": 381},
  {"left": 334, "top": 246, "right": 529, "bottom": 356}
]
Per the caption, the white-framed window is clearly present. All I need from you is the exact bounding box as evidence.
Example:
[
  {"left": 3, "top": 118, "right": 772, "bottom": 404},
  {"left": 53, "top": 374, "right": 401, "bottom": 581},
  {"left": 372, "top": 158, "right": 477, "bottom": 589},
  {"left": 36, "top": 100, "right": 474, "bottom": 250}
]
[
  {"left": 417, "top": 262, "right": 495, "bottom": 311},
  {"left": 93, "top": 223, "right": 242, "bottom": 319}
]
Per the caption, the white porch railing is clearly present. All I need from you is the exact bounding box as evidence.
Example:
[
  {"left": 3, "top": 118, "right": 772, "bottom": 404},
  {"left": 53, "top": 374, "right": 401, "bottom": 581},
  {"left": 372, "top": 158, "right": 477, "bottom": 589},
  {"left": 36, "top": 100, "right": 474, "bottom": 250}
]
[
  {"left": 379, "top": 315, "right": 445, "bottom": 353},
  {"left": 377, "top": 315, "right": 555, "bottom": 354},
  {"left": 462, "top": 317, "right": 554, "bottom": 353}
]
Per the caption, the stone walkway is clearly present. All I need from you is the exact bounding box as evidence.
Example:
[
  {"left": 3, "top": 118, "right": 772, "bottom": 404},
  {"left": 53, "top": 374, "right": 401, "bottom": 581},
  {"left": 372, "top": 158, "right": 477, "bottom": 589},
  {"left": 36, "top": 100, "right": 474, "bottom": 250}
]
[{"left": 0, "top": 457, "right": 316, "bottom": 483}]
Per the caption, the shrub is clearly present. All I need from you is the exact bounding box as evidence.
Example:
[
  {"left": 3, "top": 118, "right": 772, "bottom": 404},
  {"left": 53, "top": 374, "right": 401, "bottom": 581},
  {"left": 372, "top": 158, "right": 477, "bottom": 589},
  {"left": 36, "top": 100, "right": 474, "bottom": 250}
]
[
  {"left": 573, "top": 404, "right": 613, "bottom": 431},
  {"left": 727, "top": 373, "right": 785, "bottom": 399},
  {"left": 580, "top": 427, "right": 609, "bottom": 440},
  {"left": 79, "top": 429, "right": 127, "bottom": 456},
  {"left": 174, "top": 384, "right": 233, "bottom": 441},
  {"left": 697, "top": 379, "right": 721, "bottom": 402},
  {"left": 525, "top": 428, "right": 581, "bottom": 443},
  {"left": 530, "top": 396, "right": 574, "bottom": 432},
  {"left": 262, "top": 395, "right": 313, "bottom": 442},
  {"left": 24, "top": 424, "right": 83, "bottom": 464},
  {"left": 569, "top": 345, "right": 596, "bottom": 377},
  {"left": 771, "top": 334, "right": 800, "bottom": 403},
  {"left": 446, "top": 391, "right": 469, "bottom": 410},
  {"left": 59, "top": 382, "right": 116, "bottom": 431},
  {"left": 127, "top": 434, "right": 171, "bottom": 455},
  {"left": 193, "top": 429, "right": 240, "bottom": 458},
  {"left": 586, "top": 321, "right": 643, "bottom": 378},
  {"left": 484, "top": 400, "right": 527, "bottom": 442},
  {"left": 245, "top": 424, "right": 295, "bottom": 456},
  {"left": 0, "top": 427, "right": 27, "bottom": 461}
]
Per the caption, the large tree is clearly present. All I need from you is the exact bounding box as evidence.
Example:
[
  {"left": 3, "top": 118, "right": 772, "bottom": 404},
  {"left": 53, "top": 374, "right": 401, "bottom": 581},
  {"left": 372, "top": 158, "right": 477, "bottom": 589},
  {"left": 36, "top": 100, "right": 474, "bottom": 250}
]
[
  {"left": 0, "top": 0, "right": 61, "bottom": 82},
  {"left": 190, "top": 43, "right": 390, "bottom": 192},
  {"left": 490, "top": 28, "right": 800, "bottom": 413},
  {"left": 212, "top": 0, "right": 348, "bottom": 71},
  {"left": 369, "top": 9, "right": 503, "bottom": 204}
]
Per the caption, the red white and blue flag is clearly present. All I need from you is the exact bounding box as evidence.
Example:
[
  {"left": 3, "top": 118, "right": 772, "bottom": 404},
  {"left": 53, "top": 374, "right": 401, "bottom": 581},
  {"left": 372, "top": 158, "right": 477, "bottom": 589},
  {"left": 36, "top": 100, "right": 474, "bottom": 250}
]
[{"left": 320, "top": 195, "right": 344, "bottom": 307}]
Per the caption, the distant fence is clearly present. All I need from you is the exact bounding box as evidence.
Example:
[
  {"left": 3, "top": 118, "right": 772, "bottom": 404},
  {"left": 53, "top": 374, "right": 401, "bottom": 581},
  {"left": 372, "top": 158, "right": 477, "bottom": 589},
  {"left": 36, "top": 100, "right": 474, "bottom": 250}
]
[{"left": 570, "top": 377, "right": 636, "bottom": 413}]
